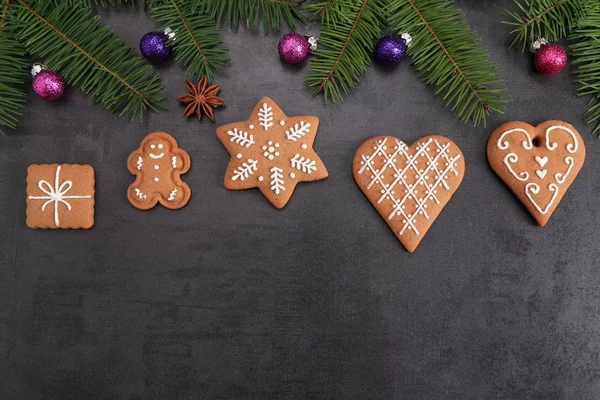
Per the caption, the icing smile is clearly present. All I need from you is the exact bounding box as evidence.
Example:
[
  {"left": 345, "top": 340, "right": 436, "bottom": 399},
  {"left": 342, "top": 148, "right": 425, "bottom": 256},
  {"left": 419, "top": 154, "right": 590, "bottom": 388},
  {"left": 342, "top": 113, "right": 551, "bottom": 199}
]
[{"left": 149, "top": 153, "right": 165, "bottom": 159}]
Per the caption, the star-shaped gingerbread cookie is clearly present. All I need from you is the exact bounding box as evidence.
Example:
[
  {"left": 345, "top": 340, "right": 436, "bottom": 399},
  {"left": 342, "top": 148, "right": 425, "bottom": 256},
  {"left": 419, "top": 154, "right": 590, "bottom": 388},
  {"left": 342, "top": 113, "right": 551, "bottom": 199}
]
[{"left": 217, "top": 97, "right": 328, "bottom": 208}]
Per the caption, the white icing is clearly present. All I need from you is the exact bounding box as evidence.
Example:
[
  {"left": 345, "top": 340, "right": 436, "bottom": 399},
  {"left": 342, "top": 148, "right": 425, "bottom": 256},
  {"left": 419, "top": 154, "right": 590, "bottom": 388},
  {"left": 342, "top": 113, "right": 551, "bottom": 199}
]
[
  {"left": 249, "top": 124, "right": 254, "bottom": 129},
  {"left": 269, "top": 167, "right": 285, "bottom": 194},
  {"left": 289, "top": 172, "right": 296, "bottom": 179},
  {"left": 497, "top": 128, "right": 533, "bottom": 150},
  {"left": 158, "top": 144, "right": 164, "bottom": 149},
  {"left": 154, "top": 165, "right": 159, "bottom": 170},
  {"left": 171, "top": 156, "right": 177, "bottom": 168},
  {"left": 546, "top": 125, "right": 578, "bottom": 153},
  {"left": 496, "top": 126, "right": 581, "bottom": 216},
  {"left": 167, "top": 188, "right": 177, "bottom": 201},
  {"left": 301, "top": 144, "right": 308, "bottom": 150},
  {"left": 357, "top": 138, "right": 461, "bottom": 236},
  {"left": 262, "top": 141, "right": 280, "bottom": 160},
  {"left": 290, "top": 154, "right": 317, "bottom": 174},
  {"left": 137, "top": 156, "right": 143, "bottom": 170},
  {"left": 535, "top": 156, "right": 548, "bottom": 167},
  {"left": 280, "top": 120, "right": 285, "bottom": 126},
  {"left": 231, "top": 159, "right": 258, "bottom": 181},
  {"left": 285, "top": 121, "right": 311, "bottom": 141},
  {"left": 149, "top": 153, "right": 164, "bottom": 159},
  {"left": 258, "top": 176, "right": 264, "bottom": 182},
  {"left": 154, "top": 177, "right": 159, "bottom": 182},
  {"left": 150, "top": 144, "right": 156, "bottom": 149},
  {"left": 258, "top": 103, "right": 273, "bottom": 130},
  {"left": 134, "top": 188, "right": 146, "bottom": 200},
  {"left": 555, "top": 156, "right": 574, "bottom": 184},
  {"left": 28, "top": 165, "right": 93, "bottom": 227},
  {"left": 503, "top": 153, "right": 529, "bottom": 182},
  {"left": 227, "top": 128, "right": 255, "bottom": 148},
  {"left": 236, "top": 153, "right": 242, "bottom": 159},
  {"left": 526, "top": 183, "right": 559, "bottom": 215}
]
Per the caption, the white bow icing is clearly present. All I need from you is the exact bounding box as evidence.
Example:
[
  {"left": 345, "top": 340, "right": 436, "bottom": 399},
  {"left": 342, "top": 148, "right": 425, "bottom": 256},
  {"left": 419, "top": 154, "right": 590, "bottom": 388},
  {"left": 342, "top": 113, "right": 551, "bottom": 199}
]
[{"left": 28, "top": 165, "right": 92, "bottom": 227}]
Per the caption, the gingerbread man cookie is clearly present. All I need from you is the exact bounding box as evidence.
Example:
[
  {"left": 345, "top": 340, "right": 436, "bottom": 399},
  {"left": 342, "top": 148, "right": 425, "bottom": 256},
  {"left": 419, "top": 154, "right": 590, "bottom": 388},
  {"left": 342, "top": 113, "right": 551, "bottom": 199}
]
[{"left": 127, "top": 132, "right": 191, "bottom": 210}]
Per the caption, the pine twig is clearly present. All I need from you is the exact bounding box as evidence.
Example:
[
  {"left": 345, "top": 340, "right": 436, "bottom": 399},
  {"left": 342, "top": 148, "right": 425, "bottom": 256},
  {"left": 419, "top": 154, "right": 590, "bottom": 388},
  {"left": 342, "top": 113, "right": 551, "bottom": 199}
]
[
  {"left": 0, "top": 0, "right": 27, "bottom": 134},
  {"left": 570, "top": 7, "right": 600, "bottom": 137},
  {"left": 503, "top": 0, "right": 591, "bottom": 52},
  {"left": 150, "top": 0, "right": 228, "bottom": 80},
  {"left": 387, "top": 0, "right": 510, "bottom": 127},
  {"left": 305, "top": 0, "right": 387, "bottom": 103},
  {"left": 197, "top": 0, "right": 306, "bottom": 32},
  {"left": 11, "top": 0, "right": 164, "bottom": 120}
]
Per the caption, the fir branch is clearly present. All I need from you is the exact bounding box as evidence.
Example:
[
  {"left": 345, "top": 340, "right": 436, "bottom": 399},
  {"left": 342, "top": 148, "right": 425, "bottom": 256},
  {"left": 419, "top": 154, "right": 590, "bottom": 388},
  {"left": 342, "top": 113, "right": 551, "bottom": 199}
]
[
  {"left": 305, "top": 0, "right": 334, "bottom": 23},
  {"left": 197, "top": 0, "right": 306, "bottom": 32},
  {"left": 150, "top": 0, "right": 228, "bottom": 80},
  {"left": 387, "top": 0, "right": 510, "bottom": 127},
  {"left": 503, "top": 0, "right": 591, "bottom": 52},
  {"left": 305, "top": 0, "right": 387, "bottom": 103},
  {"left": 11, "top": 0, "right": 164, "bottom": 120},
  {"left": 570, "top": 7, "right": 600, "bottom": 136},
  {"left": 1, "top": 0, "right": 10, "bottom": 27},
  {"left": 50, "top": 0, "right": 160, "bottom": 8},
  {"left": 0, "top": 1, "right": 27, "bottom": 134}
]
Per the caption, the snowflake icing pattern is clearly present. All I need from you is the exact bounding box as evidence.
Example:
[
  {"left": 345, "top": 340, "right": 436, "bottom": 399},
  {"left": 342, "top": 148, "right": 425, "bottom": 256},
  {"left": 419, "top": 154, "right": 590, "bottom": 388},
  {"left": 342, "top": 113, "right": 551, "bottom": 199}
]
[{"left": 217, "top": 97, "right": 328, "bottom": 209}]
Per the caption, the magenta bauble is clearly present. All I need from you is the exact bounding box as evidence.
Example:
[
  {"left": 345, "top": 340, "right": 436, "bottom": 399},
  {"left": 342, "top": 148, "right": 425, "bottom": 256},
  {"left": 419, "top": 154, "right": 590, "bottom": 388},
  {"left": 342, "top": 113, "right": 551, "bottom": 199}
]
[
  {"left": 32, "top": 69, "right": 65, "bottom": 101},
  {"left": 278, "top": 33, "right": 316, "bottom": 64},
  {"left": 533, "top": 40, "right": 567, "bottom": 76}
]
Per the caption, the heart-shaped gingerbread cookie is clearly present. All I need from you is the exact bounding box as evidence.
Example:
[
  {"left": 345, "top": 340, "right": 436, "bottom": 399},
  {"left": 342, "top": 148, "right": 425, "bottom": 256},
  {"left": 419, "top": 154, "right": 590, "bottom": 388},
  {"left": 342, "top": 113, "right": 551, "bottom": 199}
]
[
  {"left": 353, "top": 135, "right": 465, "bottom": 252},
  {"left": 487, "top": 120, "right": 585, "bottom": 226}
]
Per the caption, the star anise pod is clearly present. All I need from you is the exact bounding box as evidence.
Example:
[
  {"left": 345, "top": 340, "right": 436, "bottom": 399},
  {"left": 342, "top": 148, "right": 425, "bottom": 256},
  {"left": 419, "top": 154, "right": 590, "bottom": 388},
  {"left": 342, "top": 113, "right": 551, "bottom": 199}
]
[{"left": 176, "top": 77, "right": 224, "bottom": 121}]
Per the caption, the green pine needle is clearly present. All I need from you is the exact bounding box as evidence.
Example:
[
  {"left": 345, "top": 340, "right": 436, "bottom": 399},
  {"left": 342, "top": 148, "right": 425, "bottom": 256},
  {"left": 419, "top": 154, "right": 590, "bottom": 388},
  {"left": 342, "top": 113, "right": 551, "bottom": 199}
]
[
  {"left": 11, "top": 0, "right": 164, "bottom": 121},
  {"left": 0, "top": 20, "right": 28, "bottom": 133},
  {"left": 49, "top": 0, "right": 160, "bottom": 8},
  {"left": 388, "top": 0, "right": 510, "bottom": 127},
  {"left": 305, "top": 0, "right": 387, "bottom": 103},
  {"left": 151, "top": 0, "right": 228, "bottom": 80},
  {"left": 570, "top": 6, "right": 600, "bottom": 137},
  {"left": 503, "top": 0, "right": 591, "bottom": 52},
  {"left": 197, "top": 0, "right": 306, "bottom": 32}
]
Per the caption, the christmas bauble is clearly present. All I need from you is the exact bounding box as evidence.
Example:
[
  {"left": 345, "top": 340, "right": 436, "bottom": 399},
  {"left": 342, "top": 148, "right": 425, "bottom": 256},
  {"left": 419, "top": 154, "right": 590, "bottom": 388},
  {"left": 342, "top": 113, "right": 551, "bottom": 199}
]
[
  {"left": 532, "top": 39, "right": 567, "bottom": 75},
  {"left": 278, "top": 33, "right": 316, "bottom": 64},
  {"left": 31, "top": 64, "right": 65, "bottom": 101},
  {"left": 140, "top": 29, "right": 174, "bottom": 63},
  {"left": 374, "top": 33, "right": 412, "bottom": 65}
]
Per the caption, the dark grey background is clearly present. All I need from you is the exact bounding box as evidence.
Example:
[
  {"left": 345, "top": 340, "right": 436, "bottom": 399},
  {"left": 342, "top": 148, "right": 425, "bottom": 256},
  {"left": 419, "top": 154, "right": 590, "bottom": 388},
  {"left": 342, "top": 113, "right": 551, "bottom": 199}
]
[{"left": 2, "top": 1, "right": 600, "bottom": 399}]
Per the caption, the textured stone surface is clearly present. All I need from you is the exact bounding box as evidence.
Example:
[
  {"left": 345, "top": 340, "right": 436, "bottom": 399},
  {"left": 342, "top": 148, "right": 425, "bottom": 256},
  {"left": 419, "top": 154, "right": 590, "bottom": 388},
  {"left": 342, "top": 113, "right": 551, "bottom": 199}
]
[{"left": 2, "top": 1, "right": 600, "bottom": 399}]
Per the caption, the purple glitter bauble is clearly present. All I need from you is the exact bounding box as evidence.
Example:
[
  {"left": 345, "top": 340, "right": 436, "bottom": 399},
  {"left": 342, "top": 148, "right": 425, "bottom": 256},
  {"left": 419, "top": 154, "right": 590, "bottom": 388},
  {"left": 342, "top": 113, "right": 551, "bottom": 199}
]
[
  {"left": 32, "top": 70, "right": 65, "bottom": 101},
  {"left": 374, "top": 35, "right": 408, "bottom": 65},
  {"left": 140, "top": 31, "right": 171, "bottom": 63},
  {"left": 278, "top": 33, "right": 311, "bottom": 64}
]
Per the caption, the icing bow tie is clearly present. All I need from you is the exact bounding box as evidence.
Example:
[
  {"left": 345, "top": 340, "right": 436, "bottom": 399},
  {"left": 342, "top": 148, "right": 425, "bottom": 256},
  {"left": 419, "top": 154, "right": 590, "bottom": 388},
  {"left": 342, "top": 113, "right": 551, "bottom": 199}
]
[{"left": 28, "top": 166, "right": 92, "bottom": 227}]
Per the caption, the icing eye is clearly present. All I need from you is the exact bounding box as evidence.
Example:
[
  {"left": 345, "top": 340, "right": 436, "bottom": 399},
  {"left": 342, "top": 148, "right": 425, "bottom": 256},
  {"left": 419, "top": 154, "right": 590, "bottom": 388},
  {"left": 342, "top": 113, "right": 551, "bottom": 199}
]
[
  {"left": 158, "top": 144, "right": 164, "bottom": 149},
  {"left": 150, "top": 144, "right": 156, "bottom": 149}
]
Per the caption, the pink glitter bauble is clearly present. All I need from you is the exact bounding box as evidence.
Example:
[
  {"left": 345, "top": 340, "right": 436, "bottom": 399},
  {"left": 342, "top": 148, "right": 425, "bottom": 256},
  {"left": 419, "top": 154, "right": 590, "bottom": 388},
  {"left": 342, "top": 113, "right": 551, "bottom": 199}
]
[
  {"left": 32, "top": 70, "right": 65, "bottom": 101},
  {"left": 534, "top": 43, "right": 567, "bottom": 75},
  {"left": 278, "top": 33, "right": 311, "bottom": 64}
]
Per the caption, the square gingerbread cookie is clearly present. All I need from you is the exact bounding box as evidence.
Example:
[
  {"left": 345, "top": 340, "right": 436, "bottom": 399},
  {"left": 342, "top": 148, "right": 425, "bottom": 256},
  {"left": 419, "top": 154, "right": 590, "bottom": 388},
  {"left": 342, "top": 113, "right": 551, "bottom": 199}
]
[{"left": 26, "top": 164, "right": 95, "bottom": 229}]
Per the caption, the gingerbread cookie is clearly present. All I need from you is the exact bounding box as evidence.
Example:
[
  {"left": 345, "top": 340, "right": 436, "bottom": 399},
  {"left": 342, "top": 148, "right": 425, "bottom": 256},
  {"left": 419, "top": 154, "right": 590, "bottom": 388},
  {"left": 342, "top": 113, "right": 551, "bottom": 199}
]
[
  {"left": 487, "top": 120, "right": 585, "bottom": 226},
  {"left": 26, "top": 164, "right": 95, "bottom": 229},
  {"left": 127, "top": 132, "right": 191, "bottom": 210},
  {"left": 353, "top": 135, "right": 465, "bottom": 252},
  {"left": 216, "top": 97, "right": 328, "bottom": 209}
]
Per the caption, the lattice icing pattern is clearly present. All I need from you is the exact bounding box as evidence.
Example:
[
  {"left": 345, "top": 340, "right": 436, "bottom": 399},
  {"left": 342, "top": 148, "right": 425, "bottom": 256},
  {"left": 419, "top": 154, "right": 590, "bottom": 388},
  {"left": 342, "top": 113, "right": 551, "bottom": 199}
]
[{"left": 356, "top": 137, "right": 462, "bottom": 237}]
